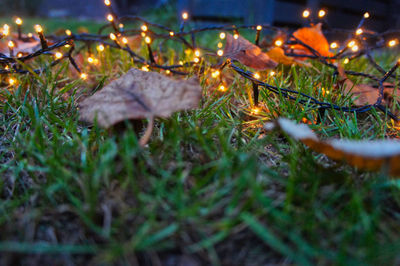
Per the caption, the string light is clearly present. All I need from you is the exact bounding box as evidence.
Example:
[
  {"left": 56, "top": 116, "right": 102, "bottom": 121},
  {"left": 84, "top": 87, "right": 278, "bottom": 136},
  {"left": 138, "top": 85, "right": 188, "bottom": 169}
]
[
  {"left": 15, "top": 18, "right": 22, "bottom": 25},
  {"left": 217, "top": 49, "right": 224, "bottom": 56},
  {"left": 251, "top": 107, "right": 260, "bottom": 115},
  {"left": 364, "top": 12, "right": 370, "bottom": 19},
  {"left": 8, "top": 78, "right": 16, "bottom": 86},
  {"left": 141, "top": 66, "right": 149, "bottom": 72},
  {"left": 8, "top": 41, "right": 14, "bottom": 56},
  {"left": 356, "top": 28, "right": 363, "bottom": 35},
  {"left": 233, "top": 34, "right": 239, "bottom": 39},
  {"left": 254, "top": 73, "right": 260, "bottom": 79},
  {"left": 211, "top": 70, "right": 220, "bottom": 78},
  {"left": 194, "top": 49, "right": 201, "bottom": 57},
  {"left": 104, "top": 0, "right": 111, "bottom": 6},
  {"left": 15, "top": 17, "right": 23, "bottom": 39},
  {"left": 344, "top": 58, "right": 350, "bottom": 64},
  {"left": 348, "top": 40, "right": 356, "bottom": 48},
  {"left": 107, "top": 14, "right": 114, "bottom": 22},
  {"left": 109, "top": 33, "right": 117, "bottom": 40},
  {"left": 17, "top": 52, "right": 23, "bottom": 58},
  {"left": 302, "top": 9, "right": 310, "bottom": 18},
  {"left": 166, "top": 70, "right": 171, "bottom": 74},
  {"left": 169, "top": 31, "right": 174, "bottom": 37},
  {"left": 275, "top": 39, "right": 283, "bottom": 47},
  {"left": 218, "top": 85, "right": 226, "bottom": 92},
  {"left": 182, "top": 12, "right": 189, "bottom": 20},
  {"left": 351, "top": 45, "right": 359, "bottom": 52},
  {"left": 97, "top": 44, "right": 105, "bottom": 52},
  {"left": 388, "top": 39, "right": 398, "bottom": 47},
  {"left": 122, "top": 37, "right": 128, "bottom": 44},
  {"left": 119, "top": 23, "right": 124, "bottom": 30},
  {"left": 270, "top": 71, "right": 275, "bottom": 76},
  {"left": 27, "top": 33, "right": 32, "bottom": 38},
  {"left": 145, "top": 36, "right": 152, "bottom": 44},
  {"left": 88, "top": 57, "right": 95, "bottom": 64},
  {"left": 219, "top": 32, "right": 226, "bottom": 40},
  {"left": 65, "top": 29, "right": 72, "bottom": 36},
  {"left": 2, "top": 24, "right": 10, "bottom": 36},
  {"left": 256, "top": 25, "right": 262, "bottom": 31},
  {"left": 318, "top": 9, "right": 326, "bottom": 18},
  {"left": 217, "top": 42, "right": 223, "bottom": 48},
  {"left": 34, "top": 24, "right": 43, "bottom": 33},
  {"left": 55, "top": 52, "right": 63, "bottom": 59},
  {"left": 141, "top": 24, "right": 148, "bottom": 32},
  {"left": 194, "top": 57, "right": 200, "bottom": 63},
  {"left": 80, "top": 73, "right": 87, "bottom": 80},
  {"left": 330, "top": 42, "right": 338, "bottom": 49}
]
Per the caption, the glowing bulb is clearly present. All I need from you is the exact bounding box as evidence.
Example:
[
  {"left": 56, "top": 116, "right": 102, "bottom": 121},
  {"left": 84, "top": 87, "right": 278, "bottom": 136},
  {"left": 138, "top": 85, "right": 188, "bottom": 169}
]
[
  {"left": 344, "top": 58, "right": 349, "bottom": 64},
  {"left": 141, "top": 25, "right": 148, "bottom": 32},
  {"left": 233, "top": 34, "right": 239, "bottom": 39},
  {"left": 2, "top": 24, "right": 9, "bottom": 36},
  {"left": 80, "top": 73, "right": 87, "bottom": 80},
  {"left": 8, "top": 41, "right": 14, "bottom": 48},
  {"left": 218, "top": 85, "right": 226, "bottom": 92},
  {"left": 109, "top": 33, "right": 117, "bottom": 40},
  {"left": 270, "top": 71, "right": 275, "bottom": 76},
  {"left": 104, "top": 0, "right": 111, "bottom": 6},
  {"left": 217, "top": 42, "right": 223, "bottom": 48},
  {"left": 27, "top": 33, "right": 32, "bottom": 38},
  {"left": 65, "top": 29, "right": 72, "bottom": 36},
  {"left": 330, "top": 42, "right": 338, "bottom": 49},
  {"left": 351, "top": 45, "right": 359, "bottom": 52},
  {"left": 194, "top": 57, "right": 200, "bottom": 63},
  {"left": 256, "top": 25, "right": 262, "bottom": 31},
  {"left": 251, "top": 107, "right": 260, "bottom": 115},
  {"left": 145, "top": 36, "right": 152, "bottom": 44},
  {"left": 194, "top": 49, "right": 201, "bottom": 57},
  {"left": 119, "top": 23, "right": 124, "bottom": 29},
  {"left": 211, "top": 70, "right": 220, "bottom": 78},
  {"left": 141, "top": 66, "right": 149, "bottom": 72},
  {"left": 182, "top": 12, "right": 189, "bottom": 20},
  {"left": 318, "top": 9, "right": 326, "bottom": 18},
  {"left": 97, "top": 44, "right": 105, "bottom": 52},
  {"left": 303, "top": 9, "right": 310, "bottom": 18},
  {"left": 347, "top": 40, "right": 355, "bottom": 48},
  {"left": 88, "top": 57, "right": 94, "bottom": 63},
  {"left": 15, "top": 18, "right": 22, "bottom": 25},
  {"left": 107, "top": 14, "right": 114, "bottom": 22},
  {"left": 254, "top": 73, "right": 260, "bottom": 79},
  {"left": 122, "top": 37, "right": 128, "bottom": 44},
  {"left": 55, "top": 52, "right": 63, "bottom": 59},
  {"left": 8, "top": 78, "right": 16, "bottom": 86},
  {"left": 356, "top": 28, "right": 363, "bottom": 35},
  {"left": 34, "top": 24, "right": 43, "bottom": 33},
  {"left": 388, "top": 39, "right": 398, "bottom": 47},
  {"left": 219, "top": 32, "right": 226, "bottom": 40},
  {"left": 169, "top": 31, "right": 174, "bottom": 37},
  {"left": 275, "top": 39, "right": 283, "bottom": 47},
  {"left": 364, "top": 12, "right": 370, "bottom": 19},
  {"left": 17, "top": 52, "right": 23, "bottom": 58},
  {"left": 166, "top": 70, "right": 171, "bottom": 74},
  {"left": 217, "top": 49, "right": 224, "bottom": 56}
]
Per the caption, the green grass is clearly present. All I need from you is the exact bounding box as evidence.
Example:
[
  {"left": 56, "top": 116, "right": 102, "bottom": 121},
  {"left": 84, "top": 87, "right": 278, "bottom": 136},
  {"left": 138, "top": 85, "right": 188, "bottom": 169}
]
[{"left": 1, "top": 13, "right": 400, "bottom": 266}]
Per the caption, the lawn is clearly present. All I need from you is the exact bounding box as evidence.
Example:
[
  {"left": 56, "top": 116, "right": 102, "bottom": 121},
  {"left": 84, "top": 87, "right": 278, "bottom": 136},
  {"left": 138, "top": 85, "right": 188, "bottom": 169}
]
[{"left": 1, "top": 8, "right": 400, "bottom": 266}]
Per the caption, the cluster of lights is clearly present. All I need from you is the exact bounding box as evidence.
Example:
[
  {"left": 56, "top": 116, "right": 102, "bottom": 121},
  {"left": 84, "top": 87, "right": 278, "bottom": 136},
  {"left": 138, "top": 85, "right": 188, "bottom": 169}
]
[{"left": 302, "top": 9, "right": 326, "bottom": 18}]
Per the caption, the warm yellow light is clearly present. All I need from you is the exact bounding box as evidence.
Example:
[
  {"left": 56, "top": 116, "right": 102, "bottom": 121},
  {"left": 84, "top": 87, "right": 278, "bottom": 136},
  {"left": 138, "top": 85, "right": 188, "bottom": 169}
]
[
  {"left": 2, "top": 24, "right": 10, "bottom": 36},
  {"left": 8, "top": 41, "right": 14, "bottom": 48},
  {"left": 256, "top": 25, "right": 262, "bottom": 31},
  {"left": 109, "top": 33, "right": 117, "bottom": 40},
  {"left": 55, "top": 52, "right": 63, "bottom": 59},
  {"left": 17, "top": 52, "right": 23, "bottom": 58},
  {"left": 141, "top": 32, "right": 146, "bottom": 37},
  {"left": 275, "top": 39, "right": 283, "bottom": 47},
  {"left": 251, "top": 107, "right": 260, "bottom": 115},
  {"left": 330, "top": 42, "right": 338, "bottom": 49},
  {"left": 27, "top": 33, "right": 33, "bottom": 38},
  {"left": 141, "top": 66, "right": 149, "bottom": 72},
  {"left": 122, "top": 37, "right": 128, "bottom": 44},
  {"left": 107, "top": 14, "right": 114, "bottom": 22},
  {"left": 88, "top": 57, "right": 95, "bottom": 63},
  {"left": 303, "top": 9, "right": 310, "bottom": 18},
  {"left": 318, "top": 9, "right": 326, "bottom": 18},
  {"left": 344, "top": 58, "right": 350, "bottom": 64},
  {"left": 65, "top": 44, "right": 70, "bottom": 48},
  {"left": 254, "top": 73, "right": 260, "bottom": 79},
  {"left": 217, "top": 49, "right": 224, "bottom": 56},
  {"left": 219, "top": 32, "right": 226, "bottom": 40},
  {"left": 388, "top": 39, "right": 398, "bottom": 47},
  {"left": 182, "top": 12, "right": 189, "bottom": 20},
  {"left": 166, "top": 70, "right": 171, "bottom": 74},
  {"left": 119, "top": 24, "right": 124, "bottom": 29},
  {"left": 233, "top": 34, "right": 239, "bottom": 39},
  {"left": 211, "top": 70, "right": 220, "bottom": 78},
  {"left": 347, "top": 40, "right": 356, "bottom": 48},
  {"left": 65, "top": 29, "right": 72, "bottom": 36},
  {"left": 8, "top": 78, "right": 16, "bottom": 86},
  {"left": 355, "top": 28, "right": 363, "bottom": 35},
  {"left": 194, "top": 57, "right": 200, "bottom": 63},
  {"left": 270, "top": 71, "right": 275, "bottom": 76},
  {"left": 169, "top": 31, "right": 174, "bottom": 37},
  {"left": 104, "top": 0, "right": 111, "bottom": 6},
  {"left": 145, "top": 36, "right": 152, "bottom": 44},
  {"left": 80, "top": 73, "right": 87, "bottom": 80},
  {"left": 34, "top": 24, "right": 43, "bottom": 33},
  {"left": 217, "top": 42, "right": 223, "bottom": 48},
  {"left": 15, "top": 18, "right": 23, "bottom": 25},
  {"left": 351, "top": 45, "right": 359, "bottom": 52},
  {"left": 364, "top": 12, "right": 370, "bottom": 19},
  {"left": 218, "top": 85, "right": 226, "bottom": 92},
  {"left": 194, "top": 49, "right": 201, "bottom": 57},
  {"left": 97, "top": 44, "right": 105, "bottom": 52},
  {"left": 141, "top": 25, "right": 148, "bottom": 32}
]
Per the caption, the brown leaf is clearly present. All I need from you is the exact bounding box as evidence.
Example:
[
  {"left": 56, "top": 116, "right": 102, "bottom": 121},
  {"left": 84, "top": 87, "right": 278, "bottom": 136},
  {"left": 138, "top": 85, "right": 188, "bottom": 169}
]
[
  {"left": 265, "top": 118, "right": 400, "bottom": 176},
  {"left": 292, "top": 23, "right": 333, "bottom": 59},
  {"left": 337, "top": 65, "right": 400, "bottom": 106},
  {"left": 223, "top": 34, "right": 277, "bottom": 70},
  {"left": 79, "top": 68, "right": 202, "bottom": 128},
  {"left": 266, "top": 47, "right": 311, "bottom": 67}
]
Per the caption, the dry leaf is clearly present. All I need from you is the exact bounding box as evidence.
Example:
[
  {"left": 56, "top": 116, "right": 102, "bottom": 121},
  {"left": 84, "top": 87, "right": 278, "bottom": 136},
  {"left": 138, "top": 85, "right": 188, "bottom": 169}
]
[
  {"left": 79, "top": 68, "right": 202, "bottom": 128},
  {"left": 337, "top": 66, "right": 400, "bottom": 106},
  {"left": 292, "top": 23, "right": 333, "bottom": 59},
  {"left": 265, "top": 118, "right": 400, "bottom": 176},
  {"left": 266, "top": 47, "right": 311, "bottom": 67},
  {"left": 223, "top": 33, "right": 277, "bottom": 70}
]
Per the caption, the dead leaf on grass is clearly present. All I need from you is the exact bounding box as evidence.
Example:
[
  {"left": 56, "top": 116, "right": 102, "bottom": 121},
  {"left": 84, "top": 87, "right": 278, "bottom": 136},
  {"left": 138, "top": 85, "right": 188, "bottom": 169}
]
[
  {"left": 265, "top": 118, "right": 400, "bottom": 176},
  {"left": 223, "top": 33, "right": 277, "bottom": 70}
]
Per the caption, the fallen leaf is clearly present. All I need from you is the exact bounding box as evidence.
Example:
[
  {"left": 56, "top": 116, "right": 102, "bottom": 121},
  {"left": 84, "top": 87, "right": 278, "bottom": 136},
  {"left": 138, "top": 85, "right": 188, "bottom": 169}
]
[
  {"left": 266, "top": 47, "right": 311, "bottom": 67},
  {"left": 291, "top": 23, "right": 333, "bottom": 59},
  {"left": 265, "top": 118, "right": 400, "bottom": 176},
  {"left": 0, "top": 37, "right": 40, "bottom": 56},
  {"left": 223, "top": 33, "right": 277, "bottom": 70},
  {"left": 337, "top": 65, "right": 400, "bottom": 106},
  {"left": 79, "top": 68, "right": 202, "bottom": 128}
]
